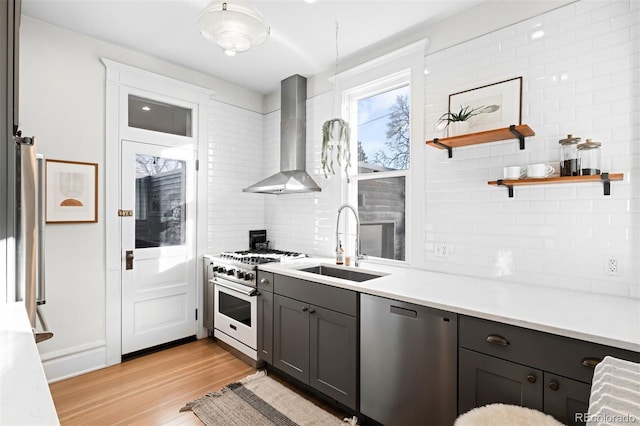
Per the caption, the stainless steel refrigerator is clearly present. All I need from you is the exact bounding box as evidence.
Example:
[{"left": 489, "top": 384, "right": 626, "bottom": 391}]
[
  {"left": 3, "top": 0, "right": 52, "bottom": 342},
  {"left": 15, "top": 136, "right": 53, "bottom": 342}
]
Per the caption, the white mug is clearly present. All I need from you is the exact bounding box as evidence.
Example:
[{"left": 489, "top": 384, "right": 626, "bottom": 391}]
[
  {"left": 527, "top": 163, "right": 554, "bottom": 178},
  {"left": 503, "top": 166, "right": 526, "bottom": 179}
]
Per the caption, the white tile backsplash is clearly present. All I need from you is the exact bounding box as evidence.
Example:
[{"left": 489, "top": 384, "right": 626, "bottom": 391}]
[
  {"left": 424, "top": 0, "right": 639, "bottom": 298},
  {"left": 206, "top": 101, "right": 266, "bottom": 254}
]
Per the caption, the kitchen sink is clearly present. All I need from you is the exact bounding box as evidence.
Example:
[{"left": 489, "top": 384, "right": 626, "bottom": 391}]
[{"left": 299, "top": 265, "right": 384, "bottom": 282}]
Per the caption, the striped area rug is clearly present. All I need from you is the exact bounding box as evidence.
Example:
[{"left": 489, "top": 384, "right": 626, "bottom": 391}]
[{"left": 181, "top": 370, "right": 358, "bottom": 426}]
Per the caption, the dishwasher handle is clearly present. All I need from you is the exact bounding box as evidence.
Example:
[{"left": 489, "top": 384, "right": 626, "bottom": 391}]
[{"left": 390, "top": 305, "right": 417, "bottom": 319}]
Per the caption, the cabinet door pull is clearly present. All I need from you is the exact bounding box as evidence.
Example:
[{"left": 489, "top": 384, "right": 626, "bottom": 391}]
[
  {"left": 581, "top": 357, "right": 602, "bottom": 369},
  {"left": 527, "top": 374, "right": 537, "bottom": 384},
  {"left": 302, "top": 306, "right": 308, "bottom": 312},
  {"left": 390, "top": 306, "right": 417, "bottom": 318},
  {"left": 309, "top": 308, "right": 316, "bottom": 314},
  {"left": 260, "top": 278, "right": 269, "bottom": 286},
  {"left": 548, "top": 381, "right": 559, "bottom": 391},
  {"left": 486, "top": 334, "right": 510, "bottom": 346}
]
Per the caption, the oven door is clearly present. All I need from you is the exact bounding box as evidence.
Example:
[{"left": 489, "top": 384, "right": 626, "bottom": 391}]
[{"left": 213, "top": 276, "right": 258, "bottom": 350}]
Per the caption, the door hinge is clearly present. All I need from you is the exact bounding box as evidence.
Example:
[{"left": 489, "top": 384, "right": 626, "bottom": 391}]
[
  {"left": 195, "top": 159, "right": 199, "bottom": 171},
  {"left": 195, "top": 308, "right": 198, "bottom": 321},
  {"left": 118, "top": 209, "right": 133, "bottom": 217}
]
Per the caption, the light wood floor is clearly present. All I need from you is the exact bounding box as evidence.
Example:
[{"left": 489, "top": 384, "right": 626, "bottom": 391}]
[{"left": 49, "top": 339, "right": 256, "bottom": 425}]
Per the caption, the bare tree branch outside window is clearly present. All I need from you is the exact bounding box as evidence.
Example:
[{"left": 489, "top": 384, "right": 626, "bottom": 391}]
[{"left": 373, "top": 94, "right": 410, "bottom": 169}]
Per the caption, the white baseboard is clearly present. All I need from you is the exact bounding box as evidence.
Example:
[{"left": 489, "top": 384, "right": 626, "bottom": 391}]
[{"left": 41, "top": 340, "right": 107, "bottom": 383}]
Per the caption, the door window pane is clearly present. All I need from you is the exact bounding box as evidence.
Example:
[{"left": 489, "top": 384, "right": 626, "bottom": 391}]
[
  {"left": 358, "top": 177, "right": 405, "bottom": 261},
  {"left": 135, "top": 155, "right": 186, "bottom": 248},
  {"left": 128, "top": 95, "right": 192, "bottom": 137},
  {"left": 357, "top": 85, "right": 410, "bottom": 174}
]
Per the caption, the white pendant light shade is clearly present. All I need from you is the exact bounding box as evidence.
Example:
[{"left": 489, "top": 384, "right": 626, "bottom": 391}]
[{"left": 198, "top": 1, "right": 270, "bottom": 56}]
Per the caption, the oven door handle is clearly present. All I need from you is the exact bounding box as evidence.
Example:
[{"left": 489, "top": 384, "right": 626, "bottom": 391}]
[{"left": 213, "top": 277, "right": 259, "bottom": 297}]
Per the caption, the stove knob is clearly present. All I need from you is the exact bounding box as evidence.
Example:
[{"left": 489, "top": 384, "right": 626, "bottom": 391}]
[
  {"left": 217, "top": 267, "right": 225, "bottom": 274},
  {"left": 212, "top": 266, "right": 219, "bottom": 272},
  {"left": 245, "top": 273, "right": 254, "bottom": 281},
  {"left": 226, "top": 269, "right": 234, "bottom": 276},
  {"left": 237, "top": 271, "right": 245, "bottom": 279}
]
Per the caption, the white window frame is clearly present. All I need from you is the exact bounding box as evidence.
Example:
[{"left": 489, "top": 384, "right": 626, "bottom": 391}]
[
  {"left": 345, "top": 71, "right": 411, "bottom": 264},
  {"left": 333, "top": 40, "right": 426, "bottom": 267}
]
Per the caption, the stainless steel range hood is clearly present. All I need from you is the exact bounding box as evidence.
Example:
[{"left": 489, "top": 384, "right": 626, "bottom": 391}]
[{"left": 243, "top": 75, "right": 321, "bottom": 194}]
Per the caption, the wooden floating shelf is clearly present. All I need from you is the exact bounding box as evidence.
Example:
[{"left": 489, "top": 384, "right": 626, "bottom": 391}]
[
  {"left": 488, "top": 173, "right": 624, "bottom": 198},
  {"left": 426, "top": 124, "right": 535, "bottom": 158}
]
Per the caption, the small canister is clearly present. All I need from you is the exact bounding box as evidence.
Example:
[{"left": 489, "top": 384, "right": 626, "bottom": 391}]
[
  {"left": 577, "top": 139, "right": 601, "bottom": 175},
  {"left": 559, "top": 134, "right": 581, "bottom": 176}
]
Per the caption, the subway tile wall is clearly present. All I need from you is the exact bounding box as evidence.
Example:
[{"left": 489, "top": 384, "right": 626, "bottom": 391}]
[
  {"left": 423, "top": 0, "right": 639, "bottom": 298},
  {"left": 206, "top": 100, "right": 266, "bottom": 254},
  {"left": 264, "top": 92, "right": 343, "bottom": 257}
]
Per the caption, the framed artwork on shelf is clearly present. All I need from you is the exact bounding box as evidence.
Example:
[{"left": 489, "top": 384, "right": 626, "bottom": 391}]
[
  {"left": 45, "top": 159, "right": 98, "bottom": 223},
  {"left": 448, "top": 76, "right": 523, "bottom": 134}
]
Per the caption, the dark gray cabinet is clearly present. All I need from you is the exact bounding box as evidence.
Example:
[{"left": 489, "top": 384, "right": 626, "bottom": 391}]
[
  {"left": 459, "top": 315, "right": 640, "bottom": 425},
  {"left": 269, "top": 273, "right": 358, "bottom": 410},
  {"left": 309, "top": 304, "right": 357, "bottom": 408},
  {"left": 273, "top": 293, "right": 309, "bottom": 381},
  {"left": 459, "top": 348, "right": 543, "bottom": 413},
  {"left": 543, "top": 373, "right": 591, "bottom": 426},
  {"left": 1, "top": 0, "right": 20, "bottom": 297},
  {"left": 257, "top": 271, "right": 274, "bottom": 364}
]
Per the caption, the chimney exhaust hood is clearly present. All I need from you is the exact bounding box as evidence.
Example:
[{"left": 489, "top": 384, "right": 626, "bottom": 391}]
[{"left": 243, "top": 74, "right": 321, "bottom": 194}]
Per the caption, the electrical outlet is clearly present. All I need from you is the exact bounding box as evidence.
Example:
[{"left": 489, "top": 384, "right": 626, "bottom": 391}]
[
  {"left": 604, "top": 257, "right": 619, "bottom": 276},
  {"left": 434, "top": 243, "right": 451, "bottom": 258}
]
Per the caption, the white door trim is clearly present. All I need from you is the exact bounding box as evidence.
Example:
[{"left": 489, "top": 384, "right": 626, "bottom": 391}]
[{"left": 103, "top": 59, "right": 213, "bottom": 366}]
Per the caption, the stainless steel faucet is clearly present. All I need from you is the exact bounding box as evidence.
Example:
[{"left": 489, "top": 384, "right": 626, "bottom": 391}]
[{"left": 336, "top": 204, "right": 364, "bottom": 267}]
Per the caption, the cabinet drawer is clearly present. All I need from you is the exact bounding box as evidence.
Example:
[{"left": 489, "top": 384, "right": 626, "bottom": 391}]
[
  {"left": 274, "top": 274, "right": 357, "bottom": 316},
  {"left": 460, "top": 315, "right": 640, "bottom": 384},
  {"left": 257, "top": 271, "right": 274, "bottom": 293}
]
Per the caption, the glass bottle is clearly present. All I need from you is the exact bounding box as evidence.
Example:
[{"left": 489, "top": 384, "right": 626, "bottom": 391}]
[
  {"left": 577, "top": 139, "right": 602, "bottom": 175},
  {"left": 558, "top": 134, "right": 581, "bottom": 176}
]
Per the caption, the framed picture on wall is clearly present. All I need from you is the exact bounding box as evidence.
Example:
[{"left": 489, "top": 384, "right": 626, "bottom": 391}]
[
  {"left": 45, "top": 159, "right": 98, "bottom": 223},
  {"left": 448, "top": 77, "right": 523, "bottom": 133}
]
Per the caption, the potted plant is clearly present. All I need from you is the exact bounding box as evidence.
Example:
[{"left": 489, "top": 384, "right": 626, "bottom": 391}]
[
  {"left": 321, "top": 118, "right": 352, "bottom": 182},
  {"left": 437, "top": 104, "right": 485, "bottom": 137}
]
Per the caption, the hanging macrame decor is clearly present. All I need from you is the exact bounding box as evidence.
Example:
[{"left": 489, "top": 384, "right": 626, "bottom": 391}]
[{"left": 321, "top": 23, "right": 352, "bottom": 183}]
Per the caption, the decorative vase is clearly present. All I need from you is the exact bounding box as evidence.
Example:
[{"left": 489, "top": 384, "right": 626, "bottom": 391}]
[{"left": 448, "top": 121, "right": 470, "bottom": 137}]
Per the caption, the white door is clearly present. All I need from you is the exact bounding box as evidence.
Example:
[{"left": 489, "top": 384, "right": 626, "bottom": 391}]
[{"left": 121, "top": 140, "right": 197, "bottom": 354}]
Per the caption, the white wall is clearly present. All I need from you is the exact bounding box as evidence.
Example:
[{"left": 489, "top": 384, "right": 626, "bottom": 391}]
[{"left": 422, "top": 0, "right": 639, "bottom": 298}]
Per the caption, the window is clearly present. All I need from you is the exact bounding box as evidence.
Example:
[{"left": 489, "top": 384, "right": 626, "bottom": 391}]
[
  {"left": 347, "top": 75, "right": 410, "bottom": 262},
  {"left": 134, "top": 154, "right": 186, "bottom": 248},
  {"left": 128, "top": 95, "right": 192, "bottom": 137}
]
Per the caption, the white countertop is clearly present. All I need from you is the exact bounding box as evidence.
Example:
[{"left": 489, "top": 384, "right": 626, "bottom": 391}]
[
  {"left": 0, "top": 302, "right": 59, "bottom": 426},
  {"left": 259, "top": 258, "right": 640, "bottom": 353}
]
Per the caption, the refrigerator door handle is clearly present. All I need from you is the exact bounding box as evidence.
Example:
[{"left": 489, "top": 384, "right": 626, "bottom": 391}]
[
  {"left": 36, "top": 154, "right": 46, "bottom": 305},
  {"left": 35, "top": 154, "right": 53, "bottom": 343},
  {"left": 35, "top": 306, "right": 54, "bottom": 343}
]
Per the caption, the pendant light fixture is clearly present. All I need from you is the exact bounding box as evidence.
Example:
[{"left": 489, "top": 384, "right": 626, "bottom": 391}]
[{"left": 198, "top": 0, "right": 270, "bottom": 56}]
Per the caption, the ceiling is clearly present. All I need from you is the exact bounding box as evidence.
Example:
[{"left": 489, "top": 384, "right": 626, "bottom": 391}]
[{"left": 21, "top": 0, "right": 483, "bottom": 95}]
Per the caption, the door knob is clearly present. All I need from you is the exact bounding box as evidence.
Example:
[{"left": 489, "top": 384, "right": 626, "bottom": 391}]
[{"left": 125, "top": 250, "right": 134, "bottom": 270}]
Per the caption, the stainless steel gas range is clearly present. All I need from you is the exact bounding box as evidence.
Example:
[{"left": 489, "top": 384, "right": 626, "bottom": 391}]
[{"left": 204, "top": 248, "right": 306, "bottom": 366}]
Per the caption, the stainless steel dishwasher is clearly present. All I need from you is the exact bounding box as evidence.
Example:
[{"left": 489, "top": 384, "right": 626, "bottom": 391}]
[{"left": 360, "top": 293, "right": 458, "bottom": 426}]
